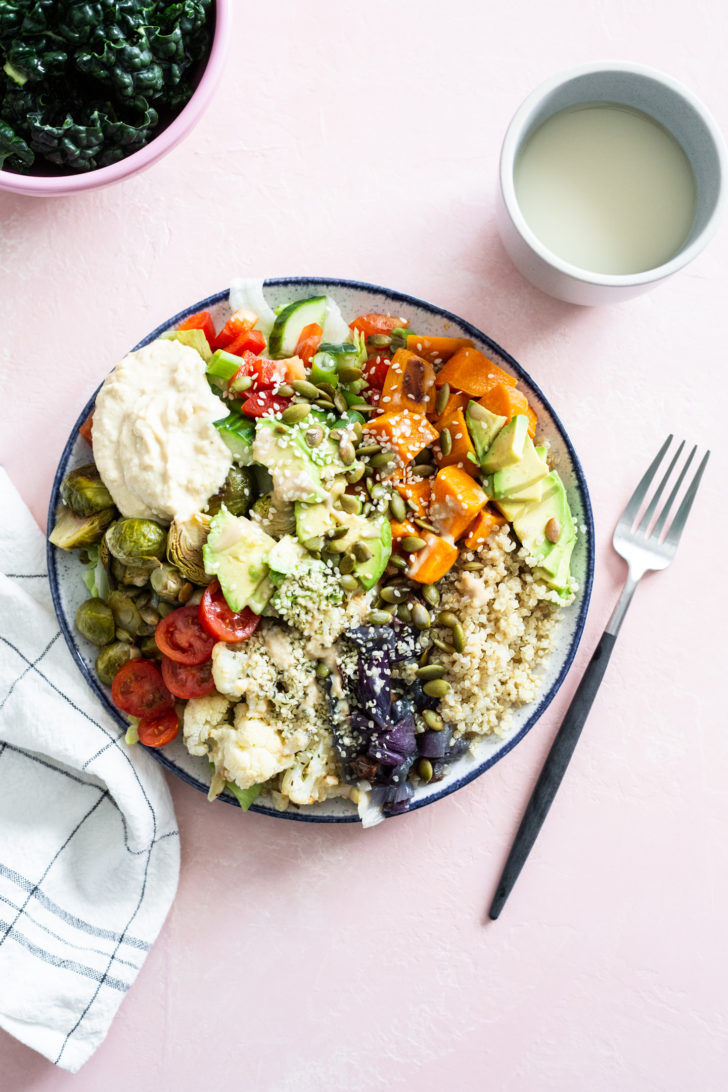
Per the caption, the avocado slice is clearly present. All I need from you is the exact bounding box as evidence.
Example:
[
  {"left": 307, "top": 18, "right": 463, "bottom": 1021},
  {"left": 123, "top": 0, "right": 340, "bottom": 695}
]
[
  {"left": 466, "top": 401, "right": 507, "bottom": 463},
  {"left": 253, "top": 418, "right": 326, "bottom": 504},
  {"left": 512, "top": 471, "right": 576, "bottom": 593},
  {"left": 161, "top": 328, "right": 212, "bottom": 362},
  {"left": 492, "top": 435, "right": 549, "bottom": 502},
  {"left": 202, "top": 508, "right": 276, "bottom": 612},
  {"left": 246, "top": 575, "right": 275, "bottom": 614},
  {"left": 353, "top": 515, "right": 392, "bottom": 591},
  {"left": 480, "top": 414, "right": 529, "bottom": 473},
  {"left": 295, "top": 500, "right": 336, "bottom": 545}
]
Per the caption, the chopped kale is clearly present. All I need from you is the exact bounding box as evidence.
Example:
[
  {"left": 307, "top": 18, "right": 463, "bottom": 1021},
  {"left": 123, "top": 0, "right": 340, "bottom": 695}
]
[{"left": 0, "top": 0, "right": 212, "bottom": 174}]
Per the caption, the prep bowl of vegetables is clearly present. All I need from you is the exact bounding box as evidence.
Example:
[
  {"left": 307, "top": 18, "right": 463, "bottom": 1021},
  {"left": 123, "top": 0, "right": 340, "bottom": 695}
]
[
  {"left": 47, "top": 277, "right": 594, "bottom": 825},
  {"left": 0, "top": 0, "right": 229, "bottom": 196}
]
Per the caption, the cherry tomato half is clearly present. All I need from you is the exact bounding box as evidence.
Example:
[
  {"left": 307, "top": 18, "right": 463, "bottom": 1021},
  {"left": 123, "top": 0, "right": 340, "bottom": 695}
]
[
  {"left": 111, "top": 659, "right": 174, "bottom": 718},
  {"left": 199, "top": 581, "right": 261, "bottom": 643},
  {"left": 155, "top": 604, "right": 215, "bottom": 665},
  {"left": 161, "top": 656, "right": 217, "bottom": 700},
  {"left": 241, "top": 389, "right": 290, "bottom": 418},
  {"left": 350, "top": 313, "right": 408, "bottom": 338},
  {"left": 137, "top": 709, "right": 180, "bottom": 748},
  {"left": 363, "top": 354, "right": 391, "bottom": 389}
]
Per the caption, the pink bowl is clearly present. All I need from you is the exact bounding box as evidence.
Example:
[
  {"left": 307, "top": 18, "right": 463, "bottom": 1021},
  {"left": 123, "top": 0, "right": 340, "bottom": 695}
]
[{"left": 0, "top": 0, "right": 231, "bottom": 197}]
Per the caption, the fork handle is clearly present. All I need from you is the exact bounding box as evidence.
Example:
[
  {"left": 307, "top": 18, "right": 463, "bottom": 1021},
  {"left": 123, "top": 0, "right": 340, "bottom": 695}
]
[{"left": 488, "top": 630, "right": 617, "bottom": 920}]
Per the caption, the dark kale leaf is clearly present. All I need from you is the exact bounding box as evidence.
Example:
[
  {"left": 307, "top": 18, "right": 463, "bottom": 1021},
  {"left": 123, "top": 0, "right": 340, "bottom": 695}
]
[{"left": 0, "top": 117, "right": 33, "bottom": 169}]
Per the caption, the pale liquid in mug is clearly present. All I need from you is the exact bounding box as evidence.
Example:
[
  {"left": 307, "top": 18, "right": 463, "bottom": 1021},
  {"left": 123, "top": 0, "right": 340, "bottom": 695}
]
[{"left": 514, "top": 103, "right": 697, "bottom": 275}]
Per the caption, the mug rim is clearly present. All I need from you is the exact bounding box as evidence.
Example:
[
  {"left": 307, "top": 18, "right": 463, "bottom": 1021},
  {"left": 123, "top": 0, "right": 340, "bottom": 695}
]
[{"left": 499, "top": 60, "right": 727, "bottom": 289}]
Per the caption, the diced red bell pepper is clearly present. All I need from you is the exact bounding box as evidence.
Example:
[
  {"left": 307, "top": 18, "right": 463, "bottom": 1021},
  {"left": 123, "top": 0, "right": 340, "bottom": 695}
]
[
  {"left": 226, "top": 327, "right": 266, "bottom": 357},
  {"left": 212, "top": 309, "right": 257, "bottom": 350},
  {"left": 294, "top": 322, "right": 323, "bottom": 366},
  {"left": 363, "top": 354, "right": 391, "bottom": 390},
  {"left": 241, "top": 390, "right": 290, "bottom": 418},
  {"left": 178, "top": 310, "right": 216, "bottom": 345},
  {"left": 350, "top": 313, "right": 408, "bottom": 338}
]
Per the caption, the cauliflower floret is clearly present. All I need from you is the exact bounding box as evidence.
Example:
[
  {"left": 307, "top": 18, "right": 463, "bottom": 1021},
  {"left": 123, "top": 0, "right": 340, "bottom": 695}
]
[
  {"left": 182, "top": 693, "right": 232, "bottom": 756},
  {"left": 278, "top": 734, "right": 347, "bottom": 806},
  {"left": 211, "top": 640, "right": 277, "bottom": 701},
  {"left": 215, "top": 714, "right": 297, "bottom": 790}
]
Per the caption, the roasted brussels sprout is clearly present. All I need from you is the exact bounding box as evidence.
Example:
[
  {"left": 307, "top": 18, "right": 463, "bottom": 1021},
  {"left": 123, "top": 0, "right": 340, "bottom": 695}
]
[
  {"left": 119, "top": 565, "right": 152, "bottom": 587},
  {"left": 60, "top": 464, "right": 114, "bottom": 517},
  {"left": 207, "top": 466, "right": 256, "bottom": 518},
  {"left": 167, "top": 513, "right": 212, "bottom": 585},
  {"left": 139, "top": 635, "right": 162, "bottom": 660},
  {"left": 108, "top": 591, "right": 143, "bottom": 636},
  {"left": 96, "top": 641, "right": 140, "bottom": 686},
  {"left": 75, "top": 598, "right": 115, "bottom": 646},
  {"left": 105, "top": 518, "right": 167, "bottom": 569},
  {"left": 150, "top": 563, "right": 186, "bottom": 602},
  {"left": 251, "top": 493, "right": 296, "bottom": 537},
  {"left": 49, "top": 504, "right": 116, "bottom": 551}
]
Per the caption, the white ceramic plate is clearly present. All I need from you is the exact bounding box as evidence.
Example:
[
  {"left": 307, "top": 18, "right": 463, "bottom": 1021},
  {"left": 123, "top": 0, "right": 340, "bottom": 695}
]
[{"left": 47, "top": 277, "right": 594, "bottom": 823}]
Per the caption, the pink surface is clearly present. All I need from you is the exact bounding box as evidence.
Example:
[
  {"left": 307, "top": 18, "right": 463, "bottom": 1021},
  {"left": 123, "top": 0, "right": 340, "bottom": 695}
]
[{"left": 1, "top": 1, "right": 727, "bottom": 1089}]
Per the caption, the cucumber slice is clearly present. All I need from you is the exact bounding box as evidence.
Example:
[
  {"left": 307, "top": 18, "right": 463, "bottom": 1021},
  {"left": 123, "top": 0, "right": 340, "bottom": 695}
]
[
  {"left": 214, "top": 412, "right": 255, "bottom": 463},
  {"left": 268, "top": 296, "right": 327, "bottom": 358}
]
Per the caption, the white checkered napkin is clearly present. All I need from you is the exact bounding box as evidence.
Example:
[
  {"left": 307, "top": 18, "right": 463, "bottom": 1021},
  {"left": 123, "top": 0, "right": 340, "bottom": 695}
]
[{"left": 0, "top": 469, "right": 179, "bottom": 1073}]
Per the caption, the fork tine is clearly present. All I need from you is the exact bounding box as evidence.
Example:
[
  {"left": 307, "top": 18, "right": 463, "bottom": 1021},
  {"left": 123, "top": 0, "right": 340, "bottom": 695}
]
[
  {"left": 651, "top": 443, "right": 695, "bottom": 539},
  {"left": 621, "top": 434, "right": 673, "bottom": 528},
  {"left": 636, "top": 439, "right": 685, "bottom": 535},
  {"left": 662, "top": 449, "right": 710, "bottom": 550}
]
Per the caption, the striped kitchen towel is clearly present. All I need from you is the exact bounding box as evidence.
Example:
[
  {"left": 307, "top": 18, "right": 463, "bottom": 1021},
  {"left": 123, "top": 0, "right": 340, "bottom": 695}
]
[{"left": 0, "top": 468, "right": 179, "bottom": 1073}]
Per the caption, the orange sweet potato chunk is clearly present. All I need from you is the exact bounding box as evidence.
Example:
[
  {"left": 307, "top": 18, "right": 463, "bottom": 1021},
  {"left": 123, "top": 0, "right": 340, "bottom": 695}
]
[
  {"left": 407, "top": 532, "right": 459, "bottom": 584},
  {"left": 430, "top": 466, "right": 489, "bottom": 540},
  {"left": 463, "top": 508, "right": 507, "bottom": 549},
  {"left": 434, "top": 347, "right": 518, "bottom": 396},
  {"left": 380, "top": 349, "right": 436, "bottom": 414},
  {"left": 364, "top": 411, "right": 438, "bottom": 463}
]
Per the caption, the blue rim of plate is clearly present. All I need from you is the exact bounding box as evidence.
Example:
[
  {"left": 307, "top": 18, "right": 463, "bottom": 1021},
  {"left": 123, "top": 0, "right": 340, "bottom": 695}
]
[{"left": 47, "top": 276, "right": 594, "bottom": 823}]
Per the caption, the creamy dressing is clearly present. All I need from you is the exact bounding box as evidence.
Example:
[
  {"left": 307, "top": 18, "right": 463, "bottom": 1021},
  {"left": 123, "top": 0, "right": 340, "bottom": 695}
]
[
  {"left": 458, "top": 570, "right": 491, "bottom": 608},
  {"left": 93, "top": 339, "right": 232, "bottom": 522}
]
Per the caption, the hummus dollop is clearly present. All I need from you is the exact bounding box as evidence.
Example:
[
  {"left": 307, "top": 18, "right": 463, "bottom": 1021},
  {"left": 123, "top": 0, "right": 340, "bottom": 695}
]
[{"left": 92, "top": 339, "right": 232, "bottom": 522}]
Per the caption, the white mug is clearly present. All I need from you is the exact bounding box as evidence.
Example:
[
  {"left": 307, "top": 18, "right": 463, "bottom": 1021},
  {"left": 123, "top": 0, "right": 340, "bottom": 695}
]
[{"left": 496, "top": 61, "right": 726, "bottom": 305}]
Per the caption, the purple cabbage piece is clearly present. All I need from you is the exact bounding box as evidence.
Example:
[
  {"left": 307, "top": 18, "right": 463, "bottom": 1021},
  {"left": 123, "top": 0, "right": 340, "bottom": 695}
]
[
  {"left": 368, "top": 713, "right": 417, "bottom": 766},
  {"left": 389, "top": 619, "right": 420, "bottom": 663},
  {"left": 371, "top": 781, "right": 414, "bottom": 815},
  {"left": 347, "top": 625, "right": 395, "bottom": 655},
  {"left": 417, "top": 726, "right": 454, "bottom": 759},
  {"left": 357, "top": 648, "right": 391, "bottom": 729}
]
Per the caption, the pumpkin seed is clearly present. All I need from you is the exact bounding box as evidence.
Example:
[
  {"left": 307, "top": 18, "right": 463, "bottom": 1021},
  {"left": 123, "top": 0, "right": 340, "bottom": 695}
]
[
  {"left": 367, "top": 609, "right": 393, "bottom": 626},
  {"left": 396, "top": 603, "right": 412, "bottom": 622},
  {"left": 338, "top": 438, "right": 357, "bottom": 466},
  {"left": 401, "top": 536, "right": 427, "bottom": 553},
  {"left": 352, "top": 542, "right": 372, "bottom": 563},
  {"left": 316, "top": 382, "right": 338, "bottom": 399},
  {"left": 292, "top": 380, "right": 322, "bottom": 400},
  {"left": 277, "top": 383, "right": 295, "bottom": 398},
  {"left": 351, "top": 421, "right": 364, "bottom": 442},
  {"left": 340, "top": 574, "right": 359, "bottom": 592},
  {"left": 423, "top": 584, "right": 440, "bottom": 607},
  {"left": 139, "top": 606, "right": 160, "bottom": 627},
  {"left": 380, "top": 585, "right": 406, "bottom": 604},
  {"left": 346, "top": 464, "right": 366, "bottom": 483},
  {"left": 338, "top": 554, "right": 355, "bottom": 574},
  {"left": 448, "top": 621, "right": 464, "bottom": 653},
  {"left": 356, "top": 442, "right": 382, "bottom": 457},
  {"left": 435, "top": 382, "right": 450, "bottom": 417},
  {"left": 423, "top": 678, "right": 451, "bottom": 698},
  {"left": 411, "top": 602, "right": 431, "bottom": 629},
  {"left": 328, "top": 525, "right": 349, "bottom": 540},
  {"left": 414, "top": 449, "right": 433, "bottom": 466},
  {"left": 370, "top": 451, "right": 396, "bottom": 469},
  {"left": 412, "top": 463, "right": 436, "bottom": 478},
  {"left": 333, "top": 392, "right": 348, "bottom": 415},
  {"left": 327, "top": 538, "right": 349, "bottom": 554},
  {"left": 349, "top": 403, "right": 375, "bottom": 413},
  {"left": 281, "top": 403, "right": 311, "bottom": 425},
  {"left": 303, "top": 535, "right": 324, "bottom": 552},
  {"left": 422, "top": 709, "right": 445, "bottom": 731},
  {"left": 439, "top": 427, "right": 453, "bottom": 457},
  {"left": 314, "top": 399, "right": 335, "bottom": 411},
  {"left": 414, "top": 518, "right": 438, "bottom": 534},
  {"left": 339, "top": 365, "right": 363, "bottom": 384},
  {"left": 437, "top": 610, "right": 459, "bottom": 629},
  {"left": 367, "top": 334, "right": 391, "bottom": 348},
  {"left": 229, "top": 375, "right": 252, "bottom": 393},
  {"left": 545, "top": 517, "right": 562, "bottom": 544},
  {"left": 389, "top": 554, "right": 408, "bottom": 570},
  {"left": 315, "top": 662, "right": 331, "bottom": 678},
  {"left": 417, "top": 663, "right": 446, "bottom": 681},
  {"left": 431, "top": 635, "right": 454, "bottom": 652},
  {"left": 461, "top": 560, "right": 484, "bottom": 571},
  {"left": 405, "top": 496, "right": 420, "bottom": 512},
  {"left": 418, "top": 758, "right": 434, "bottom": 783},
  {"left": 339, "top": 493, "right": 363, "bottom": 515},
  {"left": 329, "top": 428, "right": 343, "bottom": 442},
  {"left": 305, "top": 425, "right": 324, "bottom": 448},
  {"left": 389, "top": 492, "right": 406, "bottom": 522},
  {"left": 178, "top": 582, "right": 194, "bottom": 605}
]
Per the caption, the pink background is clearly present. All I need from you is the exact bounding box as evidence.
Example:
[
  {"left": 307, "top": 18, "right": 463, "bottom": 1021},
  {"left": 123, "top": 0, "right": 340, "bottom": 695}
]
[{"left": 2, "top": 1, "right": 727, "bottom": 1088}]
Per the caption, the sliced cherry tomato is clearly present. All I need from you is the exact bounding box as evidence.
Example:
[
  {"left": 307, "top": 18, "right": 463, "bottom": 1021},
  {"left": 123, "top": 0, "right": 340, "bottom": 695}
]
[
  {"left": 178, "top": 310, "right": 216, "bottom": 345},
  {"left": 79, "top": 410, "right": 94, "bottom": 445},
  {"left": 226, "top": 327, "right": 266, "bottom": 356},
  {"left": 241, "top": 389, "right": 290, "bottom": 418},
  {"left": 212, "top": 309, "right": 257, "bottom": 350},
  {"left": 137, "top": 709, "right": 180, "bottom": 748},
  {"left": 350, "top": 313, "right": 408, "bottom": 338},
  {"left": 155, "top": 604, "right": 215, "bottom": 665},
  {"left": 199, "top": 580, "right": 261, "bottom": 643},
  {"left": 294, "top": 322, "right": 323, "bottom": 366},
  {"left": 363, "top": 354, "right": 391, "bottom": 389},
  {"left": 111, "top": 659, "right": 174, "bottom": 718},
  {"left": 161, "top": 656, "right": 217, "bottom": 700}
]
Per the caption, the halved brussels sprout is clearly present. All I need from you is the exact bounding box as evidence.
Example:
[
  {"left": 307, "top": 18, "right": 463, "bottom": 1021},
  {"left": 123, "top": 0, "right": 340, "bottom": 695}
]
[
  {"left": 167, "top": 513, "right": 212, "bottom": 585},
  {"left": 251, "top": 493, "right": 296, "bottom": 537},
  {"left": 108, "top": 591, "right": 143, "bottom": 636},
  {"left": 49, "top": 505, "right": 116, "bottom": 551},
  {"left": 60, "top": 464, "right": 114, "bottom": 517},
  {"left": 150, "top": 563, "right": 186, "bottom": 602},
  {"left": 96, "top": 641, "right": 140, "bottom": 686},
  {"left": 207, "top": 466, "right": 256, "bottom": 518},
  {"left": 75, "top": 598, "right": 115, "bottom": 646},
  {"left": 105, "top": 519, "right": 167, "bottom": 569}
]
